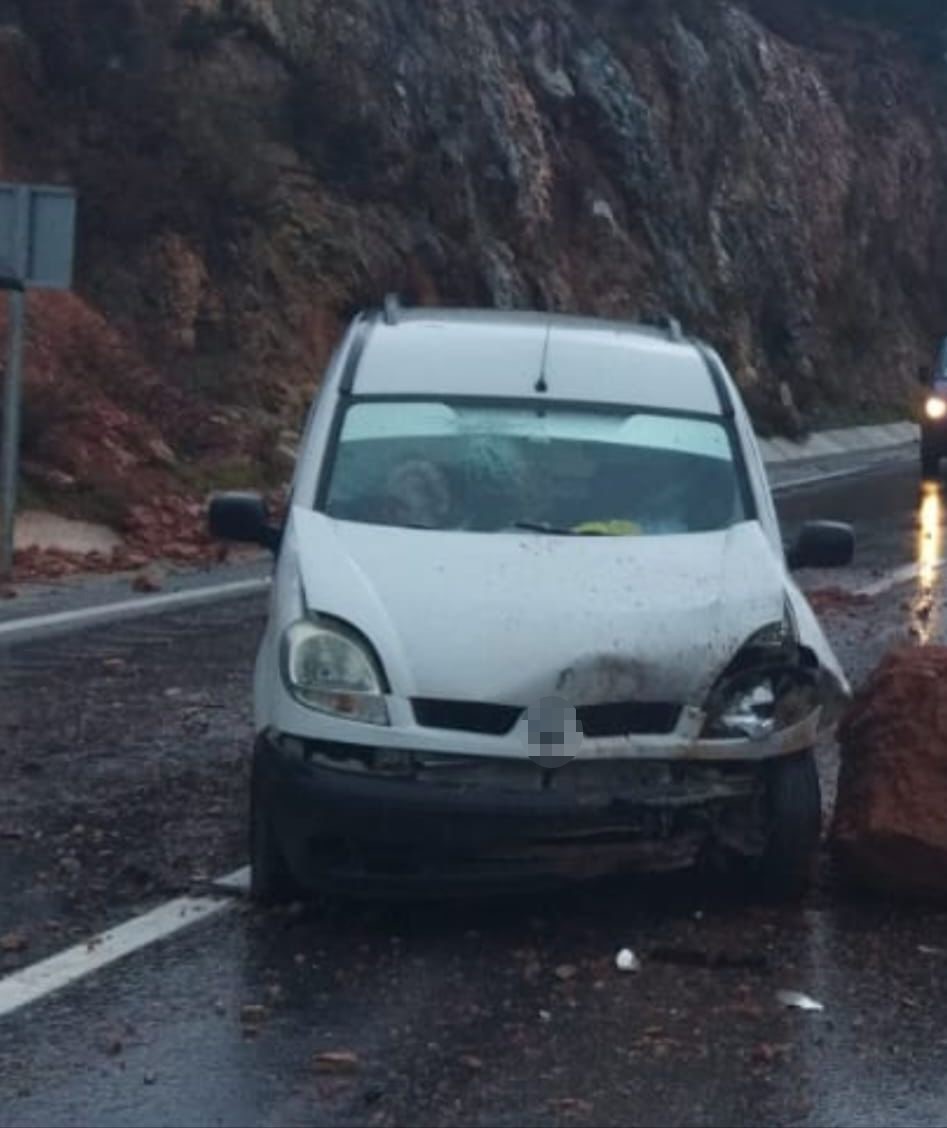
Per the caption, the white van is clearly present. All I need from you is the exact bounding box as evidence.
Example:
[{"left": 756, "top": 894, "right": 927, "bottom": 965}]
[{"left": 209, "top": 301, "right": 854, "bottom": 902}]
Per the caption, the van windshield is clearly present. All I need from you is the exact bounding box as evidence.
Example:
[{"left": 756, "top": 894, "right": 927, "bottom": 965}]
[{"left": 321, "top": 399, "right": 748, "bottom": 536}]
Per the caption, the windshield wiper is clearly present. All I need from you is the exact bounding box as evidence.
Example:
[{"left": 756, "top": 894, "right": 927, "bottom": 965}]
[{"left": 509, "top": 521, "right": 605, "bottom": 537}]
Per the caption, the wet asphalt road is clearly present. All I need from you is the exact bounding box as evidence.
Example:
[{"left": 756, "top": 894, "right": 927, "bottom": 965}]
[{"left": 2, "top": 461, "right": 947, "bottom": 1128}]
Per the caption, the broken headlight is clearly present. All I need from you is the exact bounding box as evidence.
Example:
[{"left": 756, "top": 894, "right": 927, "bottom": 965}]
[
  {"left": 280, "top": 617, "right": 390, "bottom": 726},
  {"left": 701, "top": 614, "right": 818, "bottom": 742},
  {"left": 703, "top": 667, "right": 819, "bottom": 742}
]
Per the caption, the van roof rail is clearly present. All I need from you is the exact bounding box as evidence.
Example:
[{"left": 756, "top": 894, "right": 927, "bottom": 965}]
[
  {"left": 383, "top": 292, "right": 402, "bottom": 325},
  {"left": 661, "top": 314, "right": 684, "bottom": 342}
]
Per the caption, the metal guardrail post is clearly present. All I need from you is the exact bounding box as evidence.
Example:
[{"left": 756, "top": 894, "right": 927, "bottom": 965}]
[{"left": 0, "top": 185, "right": 29, "bottom": 580}]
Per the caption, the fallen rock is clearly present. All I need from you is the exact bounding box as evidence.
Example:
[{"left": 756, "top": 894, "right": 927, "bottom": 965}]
[
  {"left": 313, "top": 1050, "right": 360, "bottom": 1074},
  {"left": 131, "top": 564, "right": 166, "bottom": 594},
  {"left": 804, "top": 586, "right": 872, "bottom": 614},
  {"left": 832, "top": 647, "right": 947, "bottom": 898}
]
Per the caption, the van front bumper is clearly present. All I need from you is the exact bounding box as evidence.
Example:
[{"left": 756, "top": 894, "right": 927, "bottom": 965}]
[{"left": 254, "top": 730, "right": 788, "bottom": 894}]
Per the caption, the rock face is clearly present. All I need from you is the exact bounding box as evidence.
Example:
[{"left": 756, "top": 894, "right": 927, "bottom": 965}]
[
  {"left": 2, "top": 1, "right": 947, "bottom": 521},
  {"left": 833, "top": 647, "right": 947, "bottom": 898}
]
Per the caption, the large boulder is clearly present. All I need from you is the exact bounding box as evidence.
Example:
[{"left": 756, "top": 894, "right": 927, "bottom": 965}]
[{"left": 832, "top": 647, "right": 947, "bottom": 898}]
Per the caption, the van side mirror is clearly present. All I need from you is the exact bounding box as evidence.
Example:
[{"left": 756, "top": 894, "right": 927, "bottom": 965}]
[
  {"left": 786, "top": 521, "right": 854, "bottom": 571},
  {"left": 208, "top": 492, "right": 281, "bottom": 553}
]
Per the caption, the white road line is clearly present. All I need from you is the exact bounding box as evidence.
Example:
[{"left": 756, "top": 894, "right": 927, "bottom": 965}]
[
  {"left": 0, "top": 867, "right": 250, "bottom": 1020},
  {"left": 769, "top": 453, "right": 916, "bottom": 495},
  {"left": 208, "top": 866, "right": 251, "bottom": 894},
  {"left": 0, "top": 578, "right": 270, "bottom": 646},
  {"left": 770, "top": 465, "right": 894, "bottom": 493},
  {"left": 856, "top": 560, "right": 944, "bottom": 599}
]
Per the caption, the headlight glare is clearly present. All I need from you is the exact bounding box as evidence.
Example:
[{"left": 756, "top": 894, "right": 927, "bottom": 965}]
[
  {"left": 926, "top": 396, "right": 947, "bottom": 421},
  {"left": 281, "top": 619, "right": 389, "bottom": 725}
]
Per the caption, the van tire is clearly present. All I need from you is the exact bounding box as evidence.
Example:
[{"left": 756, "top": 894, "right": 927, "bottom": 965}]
[{"left": 757, "top": 751, "right": 822, "bottom": 901}]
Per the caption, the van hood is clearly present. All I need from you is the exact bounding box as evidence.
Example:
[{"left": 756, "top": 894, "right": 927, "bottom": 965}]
[{"left": 287, "top": 510, "right": 817, "bottom": 708}]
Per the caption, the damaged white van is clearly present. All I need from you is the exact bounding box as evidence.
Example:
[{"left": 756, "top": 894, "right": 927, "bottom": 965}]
[{"left": 209, "top": 301, "right": 854, "bottom": 902}]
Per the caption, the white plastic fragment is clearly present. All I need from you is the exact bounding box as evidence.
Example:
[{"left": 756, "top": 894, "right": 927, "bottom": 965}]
[
  {"left": 776, "top": 989, "right": 824, "bottom": 1012},
  {"left": 615, "top": 948, "right": 641, "bottom": 973}
]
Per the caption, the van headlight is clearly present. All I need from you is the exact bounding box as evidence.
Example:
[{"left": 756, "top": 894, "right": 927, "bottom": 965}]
[
  {"left": 926, "top": 396, "right": 947, "bottom": 421},
  {"left": 701, "top": 615, "right": 818, "bottom": 742},
  {"left": 280, "top": 618, "right": 390, "bottom": 726}
]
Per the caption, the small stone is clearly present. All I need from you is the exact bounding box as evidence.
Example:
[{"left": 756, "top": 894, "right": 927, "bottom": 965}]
[
  {"left": 131, "top": 564, "right": 165, "bottom": 594},
  {"left": 554, "top": 963, "right": 577, "bottom": 982},
  {"left": 0, "top": 931, "right": 28, "bottom": 953},
  {"left": 313, "top": 1050, "right": 360, "bottom": 1073},
  {"left": 615, "top": 948, "right": 641, "bottom": 973},
  {"left": 146, "top": 438, "right": 176, "bottom": 467},
  {"left": 459, "top": 1054, "right": 483, "bottom": 1071},
  {"left": 240, "top": 1004, "right": 267, "bottom": 1025}
]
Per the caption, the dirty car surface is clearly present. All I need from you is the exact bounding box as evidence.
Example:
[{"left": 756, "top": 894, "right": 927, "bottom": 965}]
[{"left": 209, "top": 304, "right": 854, "bottom": 901}]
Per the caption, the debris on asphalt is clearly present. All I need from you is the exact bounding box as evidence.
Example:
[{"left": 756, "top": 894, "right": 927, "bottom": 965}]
[
  {"left": 549, "top": 1097, "right": 594, "bottom": 1115},
  {"left": 554, "top": 963, "right": 578, "bottom": 981},
  {"left": 752, "top": 1042, "right": 790, "bottom": 1065},
  {"left": 459, "top": 1054, "right": 484, "bottom": 1071},
  {"left": 776, "top": 990, "right": 824, "bottom": 1012},
  {"left": 240, "top": 1004, "right": 267, "bottom": 1025},
  {"left": 918, "top": 945, "right": 946, "bottom": 956},
  {"left": 804, "top": 586, "right": 873, "bottom": 614},
  {"left": 615, "top": 948, "right": 641, "bottom": 973},
  {"left": 648, "top": 946, "right": 768, "bottom": 972},
  {"left": 313, "top": 1050, "right": 361, "bottom": 1074},
  {"left": 833, "top": 647, "right": 947, "bottom": 898},
  {"left": 131, "top": 564, "right": 166, "bottom": 594},
  {"left": 0, "top": 931, "right": 29, "bottom": 953},
  {"left": 538, "top": 1010, "right": 552, "bottom": 1022}
]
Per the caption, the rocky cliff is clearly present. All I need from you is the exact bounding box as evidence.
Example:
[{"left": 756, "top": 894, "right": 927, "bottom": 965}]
[{"left": 1, "top": 0, "right": 946, "bottom": 560}]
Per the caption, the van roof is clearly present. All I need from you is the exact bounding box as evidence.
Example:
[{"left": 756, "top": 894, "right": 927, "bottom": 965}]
[{"left": 350, "top": 306, "right": 724, "bottom": 416}]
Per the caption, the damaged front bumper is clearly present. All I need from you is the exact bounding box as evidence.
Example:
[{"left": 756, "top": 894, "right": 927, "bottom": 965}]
[{"left": 255, "top": 716, "right": 827, "bottom": 893}]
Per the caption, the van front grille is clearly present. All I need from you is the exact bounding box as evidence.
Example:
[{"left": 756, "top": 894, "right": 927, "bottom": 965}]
[
  {"left": 576, "top": 701, "right": 681, "bottom": 738},
  {"left": 412, "top": 699, "right": 522, "bottom": 736}
]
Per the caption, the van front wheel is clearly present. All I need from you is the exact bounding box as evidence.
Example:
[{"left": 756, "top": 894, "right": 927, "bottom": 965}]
[{"left": 756, "top": 751, "right": 822, "bottom": 901}]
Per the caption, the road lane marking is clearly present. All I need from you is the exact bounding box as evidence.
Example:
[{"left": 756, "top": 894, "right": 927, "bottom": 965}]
[
  {"left": 770, "top": 461, "right": 909, "bottom": 493},
  {"left": 0, "top": 867, "right": 249, "bottom": 1020},
  {"left": 0, "top": 578, "right": 271, "bottom": 646},
  {"left": 855, "top": 560, "right": 945, "bottom": 599},
  {"left": 208, "top": 866, "right": 251, "bottom": 894}
]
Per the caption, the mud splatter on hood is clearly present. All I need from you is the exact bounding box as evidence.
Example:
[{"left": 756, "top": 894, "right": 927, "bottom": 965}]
[{"left": 291, "top": 510, "right": 790, "bottom": 706}]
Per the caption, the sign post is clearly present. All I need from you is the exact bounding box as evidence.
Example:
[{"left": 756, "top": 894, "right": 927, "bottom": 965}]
[{"left": 0, "top": 184, "right": 77, "bottom": 580}]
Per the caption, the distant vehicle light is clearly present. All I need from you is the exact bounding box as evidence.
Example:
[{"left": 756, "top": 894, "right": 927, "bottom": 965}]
[{"left": 926, "top": 397, "right": 947, "bottom": 421}]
